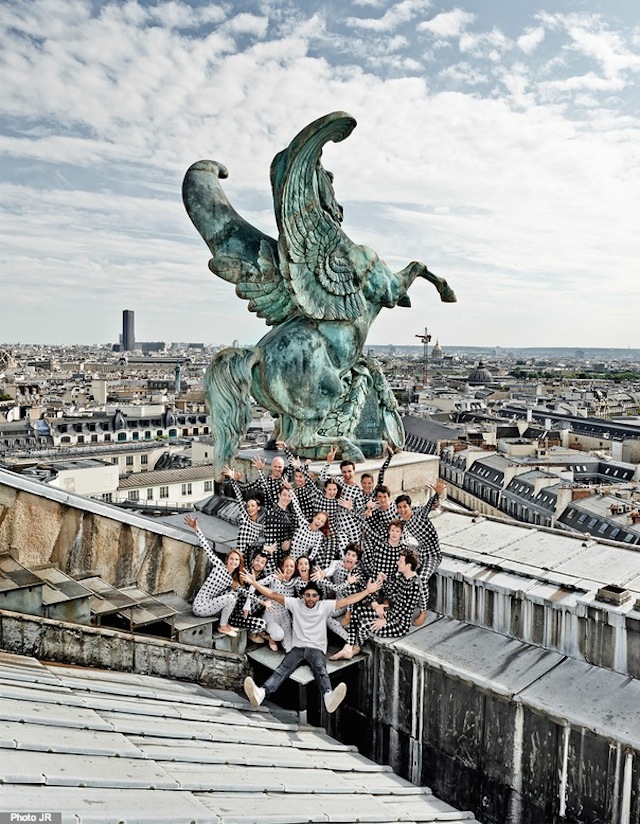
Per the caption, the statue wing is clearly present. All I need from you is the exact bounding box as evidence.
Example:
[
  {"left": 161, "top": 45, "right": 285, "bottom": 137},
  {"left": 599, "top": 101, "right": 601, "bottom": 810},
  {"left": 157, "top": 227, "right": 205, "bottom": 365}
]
[
  {"left": 271, "top": 112, "right": 368, "bottom": 321},
  {"left": 183, "top": 160, "right": 295, "bottom": 326}
]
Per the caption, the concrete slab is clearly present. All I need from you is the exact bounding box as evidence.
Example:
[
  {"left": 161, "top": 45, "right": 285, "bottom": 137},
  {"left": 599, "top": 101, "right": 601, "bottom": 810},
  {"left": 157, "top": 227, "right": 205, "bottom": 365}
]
[
  {"left": 0, "top": 718, "right": 143, "bottom": 757},
  {"left": 195, "top": 790, "right": 471, "bottom": 823},
  {"left": 0, "top": 786, "right": 217, "bottom": 824},
  {"left": 519, "top": 656, "right": 640, "bottom": 747},
  {"left": 395, "top": 617, "right": 564, "bottom": 697},
  {"left": 0, "top": 696, "right": 113, "bottom": 730},
  {"left": 0, "top": 748, "right": 179, "bottom": 789}
]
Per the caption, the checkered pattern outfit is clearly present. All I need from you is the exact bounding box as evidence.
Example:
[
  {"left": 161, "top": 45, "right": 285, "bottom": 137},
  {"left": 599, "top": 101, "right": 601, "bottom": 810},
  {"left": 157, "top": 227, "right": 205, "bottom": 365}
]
[
  {"left": 258, "top": 573, "right": 297, "bottom": 649},
  {"left": 228, "top": 581, "right": 267, "bottom": 635},
  {"left": 191, "top": 527, "right": 238, "bottom": 622},
  {"left": 348, "top": 572, "right": 424, "bottom": 646},
  {"left": 264, "top": 505, "right": 295, "bottom": 563},
  {"left": 402, "top": 493, "right": 442, "bottom": 583},
  {"left": 230, "top": 480, "right": 265, "bottom": 557},
  {"left": 361, "top": 531, "right": 406, "bottom": 582},
  {"left": 289, "top": 490, "right": 328, "bottom": 562}
]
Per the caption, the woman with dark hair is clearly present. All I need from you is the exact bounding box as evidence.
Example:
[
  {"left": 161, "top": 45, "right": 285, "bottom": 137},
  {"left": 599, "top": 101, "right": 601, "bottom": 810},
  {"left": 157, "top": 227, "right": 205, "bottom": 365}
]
[
  {"left": 223, "top": 465, "right": 266, "bottom": 562},
  {"left": 184, "top": 515, "right": 245, "bottom": 638},
  {"left": 244, "top": 555, "right": 297, "bottom": 651},
  {"left": 292, "top": 555, "right": 312, "bottom": 597}
]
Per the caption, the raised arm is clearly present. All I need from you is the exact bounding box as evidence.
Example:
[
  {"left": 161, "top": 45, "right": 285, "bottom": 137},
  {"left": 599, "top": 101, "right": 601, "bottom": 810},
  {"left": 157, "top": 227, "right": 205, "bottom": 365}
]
[
  {"left": 336, "top": 577, "right": 382, "bottom": 610},
  {"left": 242, "top": 571, "right": 286, "bottom": 605},
  {"left": 377, "top": 444, "right": 394, "bottom": 486}
]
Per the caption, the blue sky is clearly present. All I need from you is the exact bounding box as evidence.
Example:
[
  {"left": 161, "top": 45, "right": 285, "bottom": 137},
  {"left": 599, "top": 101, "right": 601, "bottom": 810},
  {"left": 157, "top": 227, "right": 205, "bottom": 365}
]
[{"left": 1, "top": 0, "right": 639, "bottom": 348}]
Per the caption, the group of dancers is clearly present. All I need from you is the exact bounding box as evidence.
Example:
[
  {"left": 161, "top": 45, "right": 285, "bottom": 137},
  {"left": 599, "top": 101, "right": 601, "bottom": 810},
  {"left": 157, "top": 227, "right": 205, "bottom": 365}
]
[{"left": 184, "top": 443, "right": 446, "bottom": 665}]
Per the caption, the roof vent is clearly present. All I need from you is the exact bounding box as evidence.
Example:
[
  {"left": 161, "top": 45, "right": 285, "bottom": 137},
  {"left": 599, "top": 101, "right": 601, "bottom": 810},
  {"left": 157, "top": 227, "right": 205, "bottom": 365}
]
[{"left": 596, "top": 585, "right": 630, "bottom": 607}]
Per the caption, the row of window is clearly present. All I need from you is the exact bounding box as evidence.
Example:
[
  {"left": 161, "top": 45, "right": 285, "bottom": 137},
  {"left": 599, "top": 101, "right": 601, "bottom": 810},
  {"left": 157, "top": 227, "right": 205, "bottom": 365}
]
[
  {"left": 58, "top": 427, "right": 209, "bottom": 445},
  {"left": 125, "top": 480, "right": 213, "bottom": 502}
]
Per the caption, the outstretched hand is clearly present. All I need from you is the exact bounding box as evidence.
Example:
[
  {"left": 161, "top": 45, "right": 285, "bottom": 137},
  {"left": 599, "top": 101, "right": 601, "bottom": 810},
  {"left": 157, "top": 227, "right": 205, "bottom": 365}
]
[
  {"left": 241, "top": 570, "right": 256, "bottom": 585},
  {"left": 184, "top": 515, "right": 198, "bottom": 530},
  {"left": 252, "top": 456, "right": 266, "bottom": 471}
]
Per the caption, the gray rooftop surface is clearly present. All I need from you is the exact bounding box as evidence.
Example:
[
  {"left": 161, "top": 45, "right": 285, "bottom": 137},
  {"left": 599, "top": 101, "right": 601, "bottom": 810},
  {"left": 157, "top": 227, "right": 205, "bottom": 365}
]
[{"left": 0, "top": 650, "right": 478, "bottom": 824}]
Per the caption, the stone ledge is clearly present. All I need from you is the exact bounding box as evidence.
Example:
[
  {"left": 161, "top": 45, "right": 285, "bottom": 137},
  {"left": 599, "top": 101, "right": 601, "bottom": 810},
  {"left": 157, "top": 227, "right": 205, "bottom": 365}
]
[{"left": 0, "top": 608, "right": 245, "bottom": 689}]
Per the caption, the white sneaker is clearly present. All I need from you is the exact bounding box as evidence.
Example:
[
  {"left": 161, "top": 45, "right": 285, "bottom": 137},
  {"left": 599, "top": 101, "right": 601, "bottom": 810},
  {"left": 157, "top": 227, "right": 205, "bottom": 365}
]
[
  {"left": 323, "top": 682, "right": 347, "bottom": 713},
  {"left": 244, "top": 676, "right": 265, "bottom": 707}
]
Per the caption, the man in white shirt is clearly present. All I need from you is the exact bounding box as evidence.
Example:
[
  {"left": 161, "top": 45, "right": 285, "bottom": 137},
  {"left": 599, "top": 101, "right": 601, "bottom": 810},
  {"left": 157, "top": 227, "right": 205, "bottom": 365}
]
[{"left": 242, "top": 573, "right": 381, "bottom": 713}]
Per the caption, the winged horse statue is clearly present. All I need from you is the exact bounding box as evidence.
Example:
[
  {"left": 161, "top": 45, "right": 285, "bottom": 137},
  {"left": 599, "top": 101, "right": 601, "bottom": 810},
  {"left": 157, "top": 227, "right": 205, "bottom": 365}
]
[{"left": 182, "top": 111, "right": 456, "bottom": 477}]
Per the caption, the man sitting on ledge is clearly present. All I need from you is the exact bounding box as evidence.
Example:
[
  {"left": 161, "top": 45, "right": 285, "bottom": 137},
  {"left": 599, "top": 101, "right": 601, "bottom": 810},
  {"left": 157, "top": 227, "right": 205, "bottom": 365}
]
[{"left": 241, "top": 573, "right": 382, "bottom": 713}]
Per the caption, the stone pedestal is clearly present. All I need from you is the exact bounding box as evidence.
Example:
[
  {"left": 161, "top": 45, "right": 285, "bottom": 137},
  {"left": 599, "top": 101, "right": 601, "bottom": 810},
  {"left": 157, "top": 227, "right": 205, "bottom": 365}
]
[{"left": 234, "top": 448, "right": 440, "bottom": 506}]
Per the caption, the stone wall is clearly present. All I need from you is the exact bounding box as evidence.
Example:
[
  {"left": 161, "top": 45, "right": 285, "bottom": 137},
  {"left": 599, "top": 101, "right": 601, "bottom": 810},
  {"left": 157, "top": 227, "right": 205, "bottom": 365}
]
[
  {"left": 0, "top": 470, "right": 207, "bottom": 600},
  {"left": 0, "top": 607, "right": 244, "bottom": 688},
  {"left": 334, "top": 618, "right": 640, "bottom": 824}
]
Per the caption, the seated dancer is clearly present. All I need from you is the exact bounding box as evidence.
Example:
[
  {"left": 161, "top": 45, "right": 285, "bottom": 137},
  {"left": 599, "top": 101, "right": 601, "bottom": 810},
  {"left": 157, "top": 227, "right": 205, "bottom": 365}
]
[
  {"left": 242, "top": 576, "right": 383, "bottom": 712},
  {"left": 223, "top": 466, "right": 265, "bottom": 563},
  {"left": 312, "top": 543, "right": 364, "bottom": 642},
  {"left": 321, "top": 443, "right": 395, "bottom": 526},
  {"left": 395, "top": 478, "right": 446, "bottom": 589},
  {"left": 228, "top": 549, "right": 271, "bottom": 644},
  {"left": 361, "top": 518, "right": 408, "bottom": 586},
  {"left": 287, "top": 483, "right": 331, "bottom": 565},
  {"left": 278, "top": 442, "right": 318, "bottom": 521},
  {"left": 361, "top": 484, "right": 399, "bottom": 555},
  {"left": 245, "top": 555, "right": 297, "bottom": 651},
  {"left": 184, "top": 515, "right": 244, "bottom": 637},
  {"left": 251, "top": 454, "right": 290, "bottom": 509},
  {"left": 331, "top": 548, "right": 425, "bottom": 660},
  {"left": 263, "top": 484, "right": 295, "bottom": 566},
  {"left": 292, "top": 555, "right": 313, "bottom": 597}
]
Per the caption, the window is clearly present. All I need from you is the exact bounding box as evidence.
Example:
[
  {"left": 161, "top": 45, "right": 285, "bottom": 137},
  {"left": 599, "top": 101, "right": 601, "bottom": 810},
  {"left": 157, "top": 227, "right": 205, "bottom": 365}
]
[
  {"left": 182, "top": 428, "right": 189, "bottom": 436},
  {"left": 204, "top": 480, "right": 213, "bottom": 492},
  {"left": 118, "top": 432, "right": 127, "bottom": 441},
  {"left": 127, "top": 490, "right": 139, "bottom": 501},
  {"left": 91, "top": 434, "right": 98, "bottom": 443},
  {"left": 146, "top": 488, "right": 153, "bottom": 500},
  {"left": 125, "top": 456, "right": 134, "bottom": 467},
  {"left": 159, "top": 486, "right": 169, "bottom": 499},
  {"left": 577, "top": 514, "right": 588, "bottom": 523},
  {"left": 104, "top": 433, "right": 111, "bottom": 442},
  {"left": 157, "top": 430, "right": 163, "bottom": 437},
  {"left": 141, "top": 455, "right": 148, "bottom": 465},
  {"left": 61, "top": 436, "right": 71, "bottom": 444},
  {"left": 103, "top": 493, "right": 112, "bottom": 502},
  {"left": 77, "top": 435, "right": 85, "bottom": 444},
  {"left": 132, "top": 431, "right": 139, "bottom": 441},
  {"left": 144, "top": 431, "right": 151, "bottom": 439},
  {"left": 181, "top": 483, "right": 193, "bottom": 496}
]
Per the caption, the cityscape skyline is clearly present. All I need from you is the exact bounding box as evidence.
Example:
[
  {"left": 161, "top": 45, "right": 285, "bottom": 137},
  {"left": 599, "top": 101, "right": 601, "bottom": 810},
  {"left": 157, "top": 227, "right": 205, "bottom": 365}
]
[{"left": 2, "top": 1, "right": 639, "bottom": 348}]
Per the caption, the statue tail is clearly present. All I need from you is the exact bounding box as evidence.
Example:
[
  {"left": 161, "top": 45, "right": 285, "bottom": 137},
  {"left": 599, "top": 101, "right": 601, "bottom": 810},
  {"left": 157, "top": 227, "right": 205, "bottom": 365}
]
[{"left": 205, "top": 347, "right": 259, "bottom": 477}]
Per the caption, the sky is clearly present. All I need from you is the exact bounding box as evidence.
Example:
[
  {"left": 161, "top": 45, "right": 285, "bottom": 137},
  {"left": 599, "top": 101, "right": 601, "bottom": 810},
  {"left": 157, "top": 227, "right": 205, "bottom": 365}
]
[{"left": 1, "top": 0, "right": 639, "bottom": 349}]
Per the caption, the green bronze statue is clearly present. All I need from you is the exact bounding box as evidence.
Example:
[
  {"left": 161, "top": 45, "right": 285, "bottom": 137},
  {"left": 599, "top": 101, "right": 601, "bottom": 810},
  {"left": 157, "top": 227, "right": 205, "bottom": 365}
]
[{"left": 182, "top": 111, "right": 456, "bottom": 476}]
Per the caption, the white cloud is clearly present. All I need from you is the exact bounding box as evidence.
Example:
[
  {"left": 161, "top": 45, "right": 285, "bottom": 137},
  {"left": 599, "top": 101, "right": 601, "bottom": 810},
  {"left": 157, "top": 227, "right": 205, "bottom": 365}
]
[
  {"left": 1, "top": 0, "right": 640, "bottom": 347},
  {"left": 417, "top": 9, "right": 475, "bottom": 39},
  {"left": 517, "top": 26, "right": 545, "bottom": 55},
  {"left": 345, "top": 0, "right": 432, "bottom": 32}
]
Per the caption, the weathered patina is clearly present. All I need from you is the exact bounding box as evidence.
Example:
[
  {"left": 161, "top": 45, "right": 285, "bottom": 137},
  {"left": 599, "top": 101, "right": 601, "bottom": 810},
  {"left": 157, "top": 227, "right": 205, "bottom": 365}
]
[{"left": 183, "top": 111, "right": 455, "bottom": 475}]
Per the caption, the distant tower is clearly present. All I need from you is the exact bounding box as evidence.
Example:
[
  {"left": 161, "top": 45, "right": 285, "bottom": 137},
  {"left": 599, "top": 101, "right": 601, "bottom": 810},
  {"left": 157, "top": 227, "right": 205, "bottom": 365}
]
[
  {"left": 415, "top": 327, "right": 431, "bottom": 386},
  {"left": 175, "top": 362, "right": 182, "bottom": 393},
  {"left": 122, "top": 310, "right": 135, "bottom": 351}
]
